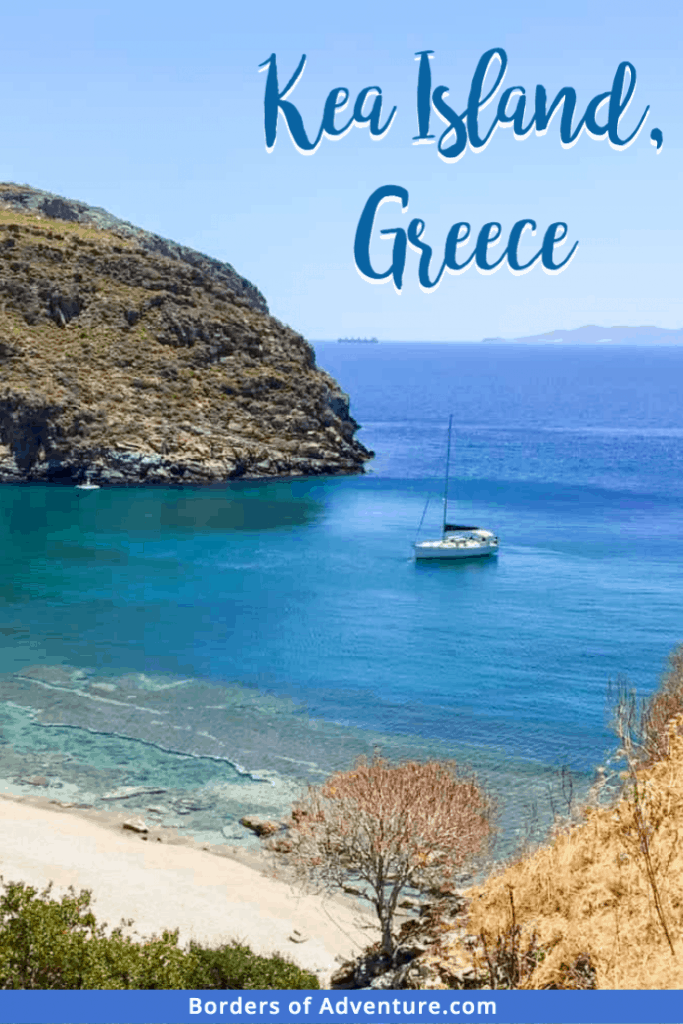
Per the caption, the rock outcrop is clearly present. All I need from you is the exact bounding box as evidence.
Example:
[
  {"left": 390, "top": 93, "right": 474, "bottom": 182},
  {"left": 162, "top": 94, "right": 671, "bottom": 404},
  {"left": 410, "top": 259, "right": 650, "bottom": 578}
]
[
  {"left": 330, "top": 894, "right": 477, "bottom": 990},
  {"left": 0, "top": 184, "right": 373, "bottom": 485}
]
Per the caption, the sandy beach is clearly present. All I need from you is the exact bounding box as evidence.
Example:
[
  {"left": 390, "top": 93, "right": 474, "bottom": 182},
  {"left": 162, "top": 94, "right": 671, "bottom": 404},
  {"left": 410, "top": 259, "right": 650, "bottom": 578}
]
[{"left": 0, "top": 792, "right": 379, "bottom": 985}]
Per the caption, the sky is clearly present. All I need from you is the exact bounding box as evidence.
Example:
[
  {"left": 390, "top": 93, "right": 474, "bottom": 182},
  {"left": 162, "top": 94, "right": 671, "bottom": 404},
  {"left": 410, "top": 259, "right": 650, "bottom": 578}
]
[{"left": 0, "top": 0, "right": 679, "bottom": 341}]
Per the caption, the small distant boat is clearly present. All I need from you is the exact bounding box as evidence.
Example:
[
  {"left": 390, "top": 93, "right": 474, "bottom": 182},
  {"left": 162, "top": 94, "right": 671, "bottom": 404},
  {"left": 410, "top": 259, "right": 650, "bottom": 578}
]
[
  {"left": 75, "top": 473, "right": 100, "bottom": 490},
  {"left": 414, "top": 416, "right": 499, "bottom": 561},
  {"left": 335, "top": 342, "right": 378, "bottom": 350}
]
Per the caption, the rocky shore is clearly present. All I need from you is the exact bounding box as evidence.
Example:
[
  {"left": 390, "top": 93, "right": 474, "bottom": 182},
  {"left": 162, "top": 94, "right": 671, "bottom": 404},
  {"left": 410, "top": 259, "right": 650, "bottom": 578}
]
[{"left": 0, "top": 184, "right": 373, "bottom": 486}]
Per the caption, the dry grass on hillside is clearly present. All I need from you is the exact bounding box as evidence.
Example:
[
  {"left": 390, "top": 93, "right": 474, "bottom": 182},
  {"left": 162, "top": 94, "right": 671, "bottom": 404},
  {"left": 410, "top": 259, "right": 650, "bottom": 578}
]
[{"left": 448, "top": 649, "right": 683, "bottom": 989}]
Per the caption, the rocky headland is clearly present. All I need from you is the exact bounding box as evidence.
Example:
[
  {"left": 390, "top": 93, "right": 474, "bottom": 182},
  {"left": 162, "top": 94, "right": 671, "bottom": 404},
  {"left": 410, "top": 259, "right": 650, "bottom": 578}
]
[{"left": 0, "top": 184, "right": 373, "bottom": 485}]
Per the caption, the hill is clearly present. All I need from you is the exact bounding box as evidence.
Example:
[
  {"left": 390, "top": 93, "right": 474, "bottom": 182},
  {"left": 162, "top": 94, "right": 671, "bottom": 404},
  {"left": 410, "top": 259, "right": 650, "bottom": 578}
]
[
  {"left": 483, "top": 325, "right": 683, "bottom": 345},
  {"left": 0, "top": 185, "right": 372, "bottom": 485}
]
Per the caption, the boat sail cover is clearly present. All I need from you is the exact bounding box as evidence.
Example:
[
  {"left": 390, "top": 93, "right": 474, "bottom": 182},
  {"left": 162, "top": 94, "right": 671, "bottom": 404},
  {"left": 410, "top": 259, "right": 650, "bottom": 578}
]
[{"left": 444, "top": 523, "right": 479, "bottom": 532}]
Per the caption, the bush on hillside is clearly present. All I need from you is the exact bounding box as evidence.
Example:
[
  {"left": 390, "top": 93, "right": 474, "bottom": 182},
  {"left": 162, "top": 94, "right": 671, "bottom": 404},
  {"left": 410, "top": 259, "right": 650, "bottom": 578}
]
[
  {"left": 609, "top": 644, "right": 683, "bottom": 774},
  {"left": 470, "top": 887, "right": 596, "bottom": 989},
  {"left": 0, "top": 880, "right": 318, "bottom": 990},
  {"left": 640, "top": 642, "right": 683, "bottom": 764},
  {"left": 186, "top": 941, "right": 317, "bottom": 990}
]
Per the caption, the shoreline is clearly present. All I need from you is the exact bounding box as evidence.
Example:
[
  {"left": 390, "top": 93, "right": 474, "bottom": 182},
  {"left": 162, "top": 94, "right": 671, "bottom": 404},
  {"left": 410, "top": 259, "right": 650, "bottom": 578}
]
[
  {"left": 0, "top": 791, "right": 379, "bottom": 984},
  {"left": 0, "top": 468, "right": 368, "bottom": 487},
  {"left": 0, "top": 663, "right": 592, "bottom": 867}
]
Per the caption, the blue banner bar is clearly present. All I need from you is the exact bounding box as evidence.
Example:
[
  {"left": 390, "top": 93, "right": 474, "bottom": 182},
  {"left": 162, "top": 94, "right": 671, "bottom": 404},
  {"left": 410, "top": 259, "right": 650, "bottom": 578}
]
[{"left": 0, "top": 990, "right": 681, "bottom": 1024}]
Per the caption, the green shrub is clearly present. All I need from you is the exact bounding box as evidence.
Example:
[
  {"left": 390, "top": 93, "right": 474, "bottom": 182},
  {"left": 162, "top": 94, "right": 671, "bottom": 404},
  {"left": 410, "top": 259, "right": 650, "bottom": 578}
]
[
  {"left": 186, "top": 941, "right": 320, "bottom": 990},
  {"left": 0, "top": 880, "right": 318, "bottom": 990}
]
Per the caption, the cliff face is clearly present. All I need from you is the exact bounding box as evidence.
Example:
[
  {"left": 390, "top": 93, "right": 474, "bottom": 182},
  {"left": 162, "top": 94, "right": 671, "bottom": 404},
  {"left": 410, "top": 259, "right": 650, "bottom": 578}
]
[{"left": 0, "top": 185, "right": 373, "bottom": 485}]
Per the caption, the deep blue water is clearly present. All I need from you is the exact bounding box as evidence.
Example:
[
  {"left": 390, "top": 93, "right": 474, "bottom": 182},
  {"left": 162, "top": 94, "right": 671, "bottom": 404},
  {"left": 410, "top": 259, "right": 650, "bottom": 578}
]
[{"left": 1, "top": 343, "right": 681, "bottom": 853}]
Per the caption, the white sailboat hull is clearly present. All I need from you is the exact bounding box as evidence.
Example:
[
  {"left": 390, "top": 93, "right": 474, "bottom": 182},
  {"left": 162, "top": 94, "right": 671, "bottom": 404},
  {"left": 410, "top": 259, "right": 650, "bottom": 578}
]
[{"left": 414, "top": 535, "right": 498, "bottom": 560}]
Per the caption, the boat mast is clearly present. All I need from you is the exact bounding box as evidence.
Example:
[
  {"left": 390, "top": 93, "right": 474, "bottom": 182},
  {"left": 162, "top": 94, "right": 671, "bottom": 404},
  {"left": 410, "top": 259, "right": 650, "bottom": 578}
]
[{"left": 442, "top": 414, "right": 453, "bottom": 537}]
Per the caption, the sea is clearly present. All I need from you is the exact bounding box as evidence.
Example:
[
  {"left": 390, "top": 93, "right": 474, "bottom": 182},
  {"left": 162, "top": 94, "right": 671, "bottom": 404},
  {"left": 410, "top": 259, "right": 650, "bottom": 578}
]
[{"left": 1, "top": 341, "right": 682, "bottom": 861}]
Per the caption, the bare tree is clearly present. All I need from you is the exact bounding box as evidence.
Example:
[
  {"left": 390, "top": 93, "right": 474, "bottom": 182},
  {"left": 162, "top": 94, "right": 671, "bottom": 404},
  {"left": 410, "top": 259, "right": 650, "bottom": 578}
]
[{"left": 280, "top": 756, "right": 494, "bottom": 957}]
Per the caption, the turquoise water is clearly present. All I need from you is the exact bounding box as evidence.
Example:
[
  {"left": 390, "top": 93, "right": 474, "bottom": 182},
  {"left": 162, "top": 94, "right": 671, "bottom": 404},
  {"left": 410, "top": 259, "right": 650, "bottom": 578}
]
[{"left": 1, "top": 343, "right": 681, "bottom": 855}]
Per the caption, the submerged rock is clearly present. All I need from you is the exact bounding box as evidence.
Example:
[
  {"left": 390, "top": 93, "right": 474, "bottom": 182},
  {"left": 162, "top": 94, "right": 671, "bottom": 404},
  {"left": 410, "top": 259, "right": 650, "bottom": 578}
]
[
  {"left": 102, "top": 786, "right": 167, "bottom": 801},
  {"left": 0, "top": 184, "right": 373, "bottom": 486}
]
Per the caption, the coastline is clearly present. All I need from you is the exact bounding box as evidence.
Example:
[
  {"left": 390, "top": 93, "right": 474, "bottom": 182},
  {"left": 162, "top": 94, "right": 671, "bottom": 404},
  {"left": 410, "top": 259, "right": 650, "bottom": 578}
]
[{"left": 0, "top": 791, "right": 379, "bottom": 985}]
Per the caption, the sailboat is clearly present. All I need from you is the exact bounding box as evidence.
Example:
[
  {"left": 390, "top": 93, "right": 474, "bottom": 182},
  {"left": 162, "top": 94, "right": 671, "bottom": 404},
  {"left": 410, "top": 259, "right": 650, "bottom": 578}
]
[
  {"left": 75, "top": 471, "right": 100, "bottom": 490},
  {"left": 413, "top": 416, "right": 499, "bottom": 560}
]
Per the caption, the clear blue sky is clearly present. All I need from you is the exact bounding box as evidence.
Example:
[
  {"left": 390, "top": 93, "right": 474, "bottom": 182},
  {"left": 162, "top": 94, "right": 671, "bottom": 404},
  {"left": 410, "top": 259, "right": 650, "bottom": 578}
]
[{"left": 0, "top": 0, "right": 679, "bottom": 340}]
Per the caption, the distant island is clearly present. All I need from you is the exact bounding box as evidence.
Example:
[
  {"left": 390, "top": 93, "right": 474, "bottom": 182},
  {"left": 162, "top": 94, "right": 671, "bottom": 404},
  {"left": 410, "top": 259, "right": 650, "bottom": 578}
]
[
  {"left": 482, "top": 325, "right": 683, "bottom": 346},
  {"left": 335, "top": 342, "right": 378, "bottom": 350}
]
